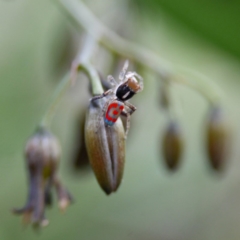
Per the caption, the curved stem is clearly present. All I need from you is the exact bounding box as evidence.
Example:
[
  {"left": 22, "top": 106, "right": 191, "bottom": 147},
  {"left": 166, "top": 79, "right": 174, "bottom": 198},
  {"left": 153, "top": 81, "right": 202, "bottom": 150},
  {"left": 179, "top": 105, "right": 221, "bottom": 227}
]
[
  {"left": 72, "top": 34, "right": 103, "bottom": 95},
  {"left": 40, "top": 34, "right": 103, "bottom": 128},
  {"left": 171, "top": 72, "right": 221, "bottom": 105},
  {"left": 56, "top": 0, "right": 222, "bottom": 105},
  {"left": 78, "top": 62, "right": 103, "bottom": 95}
]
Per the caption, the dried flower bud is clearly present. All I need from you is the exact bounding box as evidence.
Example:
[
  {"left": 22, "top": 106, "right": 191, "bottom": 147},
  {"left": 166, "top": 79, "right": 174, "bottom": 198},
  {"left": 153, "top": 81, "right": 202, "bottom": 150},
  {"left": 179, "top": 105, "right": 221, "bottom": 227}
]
[
  {"left": 13, "top": 127, "right": 72, "bottom": 227},
  {"left": 206, "top": 106, "right": 229, "bottom": 171},
  {"left": 162, "top": 121, "right": 183, "bottom": 171},
  {"left": 85, "top": 99, "right": 125, "bottom": 194},
  {"left": 71, "top": 113, "right": 90, "bottom": 171}
]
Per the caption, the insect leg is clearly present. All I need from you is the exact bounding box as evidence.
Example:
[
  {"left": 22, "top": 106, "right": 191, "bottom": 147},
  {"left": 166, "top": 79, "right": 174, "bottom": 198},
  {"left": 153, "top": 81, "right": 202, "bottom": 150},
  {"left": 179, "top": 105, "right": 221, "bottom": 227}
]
[
  {"left": 121, "top": 109, "right": 131, "bottom": 139},
  {"left": 119, "top": 60, "right": 129, "bottom": 82},
  {"left": 120, "top": 102, "right": 136, "bottom": 138},
  {"left": 124, "top": 101, "right": 137, "bottom": 115},
  {"left": 91, "top": 89, "right": 113, "bottom": 102},
  {"left": 107, "top": 75, "right": 118, "bottom": 86}
]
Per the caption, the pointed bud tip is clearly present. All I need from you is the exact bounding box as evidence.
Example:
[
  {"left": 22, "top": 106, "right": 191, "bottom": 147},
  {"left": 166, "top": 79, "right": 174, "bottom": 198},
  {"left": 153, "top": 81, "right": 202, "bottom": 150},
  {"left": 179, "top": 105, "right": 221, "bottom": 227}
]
[
  {"left": 41, "top": 219, "right": 49, "bottom": 227},
  {"left": 59, "top": 198, "right": 71, "bottom": 212}
]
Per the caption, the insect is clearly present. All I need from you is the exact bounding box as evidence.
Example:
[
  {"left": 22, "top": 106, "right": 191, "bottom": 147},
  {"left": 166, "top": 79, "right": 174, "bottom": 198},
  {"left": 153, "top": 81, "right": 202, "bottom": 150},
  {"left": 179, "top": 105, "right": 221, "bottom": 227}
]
[{"left": 91, "top": 60, "right": 144, "bottom": 138}]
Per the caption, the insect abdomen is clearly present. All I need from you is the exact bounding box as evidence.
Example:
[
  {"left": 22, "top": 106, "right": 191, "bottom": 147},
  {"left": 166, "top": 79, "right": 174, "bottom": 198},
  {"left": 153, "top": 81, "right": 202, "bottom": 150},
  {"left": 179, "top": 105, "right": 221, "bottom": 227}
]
[
  {"left": 105, "top": 101, "right": 124, "bottom": 126},
  {"left": 116, "top": 84, "right": 135, "bottom": 101}
]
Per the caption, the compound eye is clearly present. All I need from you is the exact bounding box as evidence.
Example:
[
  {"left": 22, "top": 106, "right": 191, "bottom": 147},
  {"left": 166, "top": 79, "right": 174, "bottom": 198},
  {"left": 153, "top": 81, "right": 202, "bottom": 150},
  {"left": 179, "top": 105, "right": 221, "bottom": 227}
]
[{"left": 127, "top": 78, "right": 140, "bottom": 92}]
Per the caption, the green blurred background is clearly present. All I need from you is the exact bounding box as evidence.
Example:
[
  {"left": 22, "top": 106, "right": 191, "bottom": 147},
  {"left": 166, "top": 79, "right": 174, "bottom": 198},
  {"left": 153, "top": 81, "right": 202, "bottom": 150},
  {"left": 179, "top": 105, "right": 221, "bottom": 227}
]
[{"left": 1, "top": 0, "right": 240, "bottom": 239}]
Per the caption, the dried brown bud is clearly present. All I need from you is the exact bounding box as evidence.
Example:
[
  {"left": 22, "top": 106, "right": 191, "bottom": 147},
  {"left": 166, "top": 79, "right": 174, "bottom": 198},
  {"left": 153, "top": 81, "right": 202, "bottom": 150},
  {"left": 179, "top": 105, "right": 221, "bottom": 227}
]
[
  {"left": 71, "top": 113, "right": 90, "bottom": 171},
  {"left": 13, "top": 127, "right": 72, "bottom": 227},
  {"left": 25, "top": 128, "right": 61, "bottom": 178},
  {"left": 162, "top": 121, "right": 183, "bottom": 171},
  {"left": 206, "top": 106, "right": 229, "bottom": 171},
  {"left": 85, "top": 100, "right": 125, "bottom": 194}
]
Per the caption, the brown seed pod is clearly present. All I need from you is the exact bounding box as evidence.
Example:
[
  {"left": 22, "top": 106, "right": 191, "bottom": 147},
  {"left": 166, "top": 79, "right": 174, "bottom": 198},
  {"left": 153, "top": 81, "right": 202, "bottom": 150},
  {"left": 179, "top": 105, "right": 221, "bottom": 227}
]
[
  {"left": 13, "top": 127, "right": 72, "bottom": 227},
  {"left": 206, "top": 106, "right": 229, "bottom": 171},
  {"left": 162, "top": 121, "right": 183, "bottom": 171},
  {"left": 85, "top": 100, "right": 125, "bottom": 195}
]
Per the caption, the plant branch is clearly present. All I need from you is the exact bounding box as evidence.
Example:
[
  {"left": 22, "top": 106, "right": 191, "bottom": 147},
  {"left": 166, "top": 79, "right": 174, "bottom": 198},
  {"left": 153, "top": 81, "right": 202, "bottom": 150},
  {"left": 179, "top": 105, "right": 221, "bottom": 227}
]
[
  {"left": 40, "top": 73, "right": 71, "bottom": 128},
  {"left": 40, "top": 34, "right": 103, "bottom": 128},
  {"left": 56, "top": 0, "right": 222, "bottom": 104},
  {"left": 72, "top": 34, "right": 103, "bottom": 95}
]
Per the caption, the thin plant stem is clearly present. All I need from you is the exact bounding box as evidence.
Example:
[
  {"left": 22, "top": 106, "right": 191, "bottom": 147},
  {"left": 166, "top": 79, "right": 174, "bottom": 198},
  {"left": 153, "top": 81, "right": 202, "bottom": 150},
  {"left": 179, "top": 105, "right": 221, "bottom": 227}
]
[
  {"left": 72, "top": 34, "right": 103, "bottom": 95},
  {"left": 78, "top": 62, "right": 103, "bottom": 95},
  {"left": 40, "top": 34, "right": 103, "bottom": 128},
  {"left": 55, "top": 0, "right": 222, "bottom": 105},
  {"left": 40, "top": 73, "right": 71, "bottom": 128}
]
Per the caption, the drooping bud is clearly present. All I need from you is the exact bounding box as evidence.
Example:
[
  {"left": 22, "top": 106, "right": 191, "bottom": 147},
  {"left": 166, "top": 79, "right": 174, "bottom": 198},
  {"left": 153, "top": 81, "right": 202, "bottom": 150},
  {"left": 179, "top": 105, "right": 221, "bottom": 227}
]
[
  {"left": 85, "top": 99, "right": 125, "bottom": 194},
  {"left": 206, "top": 105, "right": 229, "bottom": 171},
  {"left": 13, "top": 127, "right": 72, "bottom": 227},
  {"left": 162, "top": 121, "right": 183, "bottom": 171},
  {"left": 71, "top": 113, "right": 90, "bottom": 172}
]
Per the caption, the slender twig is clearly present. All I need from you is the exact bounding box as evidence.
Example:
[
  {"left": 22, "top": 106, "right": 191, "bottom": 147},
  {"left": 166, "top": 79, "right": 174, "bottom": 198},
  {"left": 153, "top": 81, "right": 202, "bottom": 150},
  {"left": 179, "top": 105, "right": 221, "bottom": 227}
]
[
  {"left": 40, "top": 73, "right": 71, "bottom": 128},
  {"left": 55, "top": 0, "right": 222, "bottom": 105},
  {"left": 71, "top": 34, "right": 103, "bottom": 95},
  {"left": 78, "top": 62, "right": 103, "bottom": 95},
  {"left": 40, "top": 34, "right": 103, "bottom": 128}
]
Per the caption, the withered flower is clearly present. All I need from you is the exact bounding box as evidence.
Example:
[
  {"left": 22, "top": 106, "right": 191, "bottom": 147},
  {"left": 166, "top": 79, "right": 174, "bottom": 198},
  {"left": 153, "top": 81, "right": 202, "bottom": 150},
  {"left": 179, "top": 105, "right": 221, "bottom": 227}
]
[
  {"left": 162, "top": 121, "right": 183, "bottom": 171},
  {"left": 85, "top": 99, "right": 125, "bottom": 195},
  {"left": 13, "top": 127, "right": 72, "bottom": 227},
  {"left": 206, "top": 105, "right": 229, "bottom": 171}
]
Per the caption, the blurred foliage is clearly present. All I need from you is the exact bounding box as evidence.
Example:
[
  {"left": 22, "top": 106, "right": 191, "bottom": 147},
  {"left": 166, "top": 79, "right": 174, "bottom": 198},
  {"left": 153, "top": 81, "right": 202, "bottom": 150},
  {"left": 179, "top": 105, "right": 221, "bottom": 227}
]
[
  {"left": 1, "top": 0, "right": 240, "bottom": 240},
  {"left": 132, "top": 0, "right": 240, "bottom": 60}
]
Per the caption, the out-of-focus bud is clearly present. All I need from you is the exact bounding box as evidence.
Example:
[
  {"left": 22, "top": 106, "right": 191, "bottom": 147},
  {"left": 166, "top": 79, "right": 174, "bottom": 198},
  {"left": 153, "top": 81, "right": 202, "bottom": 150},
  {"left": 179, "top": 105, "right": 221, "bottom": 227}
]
[
  {"left": 159, "top": 81, "right": 170, "bottom": 109},
  {"left": 206, "top": 105, "right": 229, "bottom": 171},
  {"left": 13, "top": 127, "right": 72, "bottom": 227},
  {"left": 71, "top": 113, "right": 90, "bottom": 172},
  {"left": 162, "top": 121, "right": 183, "bottom": 171},
  {"left": 85, "top": 99, "right": 125, "bottom": 195}
]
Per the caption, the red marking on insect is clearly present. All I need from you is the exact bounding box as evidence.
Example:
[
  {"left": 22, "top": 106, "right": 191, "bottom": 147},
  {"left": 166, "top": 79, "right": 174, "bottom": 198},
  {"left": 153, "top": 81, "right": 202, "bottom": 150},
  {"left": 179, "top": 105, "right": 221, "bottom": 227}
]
[
  {"left": 105, "top": 101, "right": 124, "bottom": 125},
  {"left": 111, "top": 103, "right": 118, "bottom": 108}
]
